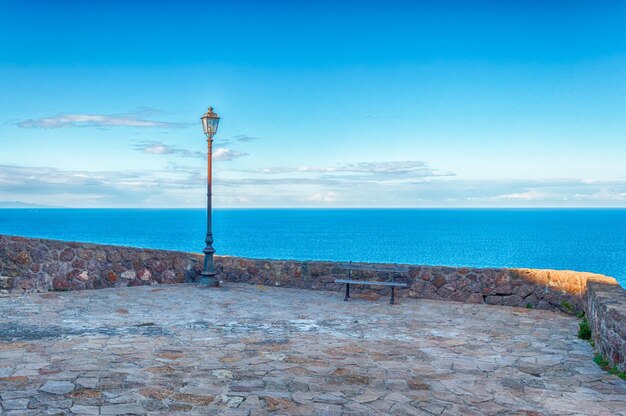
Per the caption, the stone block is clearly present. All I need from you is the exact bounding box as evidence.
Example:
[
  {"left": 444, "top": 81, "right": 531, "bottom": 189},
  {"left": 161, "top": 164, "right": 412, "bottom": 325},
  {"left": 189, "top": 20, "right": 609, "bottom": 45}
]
[
  {"left": 15, "top": 251, "right": 31, "bottom": 266},
  {"left": 106, "top": 271, "right": 118, "bottom": 283},
  {"left": 0, "top": 275, "right": 15, "bottom": 289},
  {"left": 515, "top": 284, "right": 534, "bottom": 298},
  {"left": 138, "top": 268, "right": 152, "bottom": 281},
  {"left": 485, "top": 296, "right": 503, "bottom": 305},
  {"left": 76, "top": 271, "right": 90, "bottom": 282},
  {"left": 467, "top": 293, "right": 484, "bottom": 304},
  {"left": 59, "top": 248, "right": 75, "bottom": 262},
  {"left": 31, "top": 246, "right": 50, "bottom": 262},
  {"left": 494, "top": 284, "right": 513, "bottom": 295},
  {"left": 501, "top": 295, "right": 524, "bottom": 307},
  {"left": 52, "top": 276, "right": 71, "bottom": 291},
  {"left": 106, "top": 249, "right": 122, "bottom": 263},
  {"left": 77, "top": 249, "right": 93, "bottom": 260},
  {"left": 432, "top": 275, "right": 446, "bottom": 288}
]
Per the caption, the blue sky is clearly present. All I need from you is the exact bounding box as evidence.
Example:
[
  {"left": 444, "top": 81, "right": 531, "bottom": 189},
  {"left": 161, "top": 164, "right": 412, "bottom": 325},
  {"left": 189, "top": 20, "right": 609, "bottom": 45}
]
[{"left": 1, "top": 0, "right": 625, "bottom": 207}]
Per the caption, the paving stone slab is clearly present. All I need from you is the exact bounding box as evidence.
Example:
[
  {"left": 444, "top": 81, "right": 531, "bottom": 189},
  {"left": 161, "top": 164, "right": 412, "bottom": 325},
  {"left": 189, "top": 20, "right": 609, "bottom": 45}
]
[{"left": 38, "top": 380, "right": 75, "bottom": 395}]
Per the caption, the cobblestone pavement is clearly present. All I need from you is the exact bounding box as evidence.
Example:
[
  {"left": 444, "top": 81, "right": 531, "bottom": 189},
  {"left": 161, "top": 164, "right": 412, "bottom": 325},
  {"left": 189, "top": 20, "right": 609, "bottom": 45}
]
[{"left": 1, "top": 284, "right": 625, "bottom": 415}]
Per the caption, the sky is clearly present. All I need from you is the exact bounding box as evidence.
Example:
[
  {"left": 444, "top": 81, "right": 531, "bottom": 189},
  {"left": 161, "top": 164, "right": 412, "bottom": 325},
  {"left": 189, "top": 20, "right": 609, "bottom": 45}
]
[{"left": 1, "top": 0, "right": 625, "bottom": 208}]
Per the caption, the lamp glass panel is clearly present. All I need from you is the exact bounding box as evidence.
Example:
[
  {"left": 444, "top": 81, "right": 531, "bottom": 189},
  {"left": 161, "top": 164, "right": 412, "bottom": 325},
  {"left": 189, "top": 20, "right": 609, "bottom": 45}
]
[
  {"left": 207, "top": 117, "right": 219, "bottom": 136},
  {"left": 201, "top": 116, "right": 210, "bottom": 136}
]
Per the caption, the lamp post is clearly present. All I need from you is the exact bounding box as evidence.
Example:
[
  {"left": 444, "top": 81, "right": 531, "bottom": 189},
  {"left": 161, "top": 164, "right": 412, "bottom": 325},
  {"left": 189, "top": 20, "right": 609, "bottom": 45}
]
[{"left": 199, "top": 106, "right": 220, "bottom": 287}]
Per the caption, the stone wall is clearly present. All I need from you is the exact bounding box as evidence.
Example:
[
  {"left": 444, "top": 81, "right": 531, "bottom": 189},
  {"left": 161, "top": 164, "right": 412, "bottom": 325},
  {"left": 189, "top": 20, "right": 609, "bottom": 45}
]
[
  {"left": 586, "top": 282, "right": 626, "bottom": 371},
  {"left": 1, "top": 234, "right": 624, "bottom": 370},
  {"left": 216, "top": 257, "right": 618, "bottom": 313},
  {"left": 0, "top": 234, "right": 619, "bottom": 310},
  {"left": 0, "top": 234, "right": 203, "bottom": 292}
]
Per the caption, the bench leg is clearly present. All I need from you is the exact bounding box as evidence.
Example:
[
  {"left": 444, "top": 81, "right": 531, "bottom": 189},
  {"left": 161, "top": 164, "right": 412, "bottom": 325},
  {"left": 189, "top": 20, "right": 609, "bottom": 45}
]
[
  {"left": 390, "top": 286, "right": 396, "bottom": 305},
  {"left": 344, "top": 283, "right": 350, "bottom": 301}
]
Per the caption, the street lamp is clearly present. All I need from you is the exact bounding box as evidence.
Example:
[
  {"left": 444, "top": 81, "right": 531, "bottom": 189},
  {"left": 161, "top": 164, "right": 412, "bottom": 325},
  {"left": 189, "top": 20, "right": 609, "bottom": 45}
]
[{"left": 199, "top": 106, "right": 220, "bottom": 287}]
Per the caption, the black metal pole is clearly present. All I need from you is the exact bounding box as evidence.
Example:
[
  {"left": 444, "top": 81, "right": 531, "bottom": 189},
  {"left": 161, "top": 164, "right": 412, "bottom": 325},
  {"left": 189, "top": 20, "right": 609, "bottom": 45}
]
[{"left": 199, "top": 137, "right": 218, "bottom": 287}]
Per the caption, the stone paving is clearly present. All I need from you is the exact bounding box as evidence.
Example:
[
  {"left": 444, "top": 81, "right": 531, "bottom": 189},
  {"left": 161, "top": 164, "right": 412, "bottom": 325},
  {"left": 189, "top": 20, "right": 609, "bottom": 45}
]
[{"left": 1, "top": 284, "right": 625, "bottom": 415}]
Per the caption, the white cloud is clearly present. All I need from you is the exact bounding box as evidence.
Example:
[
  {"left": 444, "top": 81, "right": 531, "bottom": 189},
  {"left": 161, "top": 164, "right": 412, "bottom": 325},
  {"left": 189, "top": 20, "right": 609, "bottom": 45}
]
[
  {"left": 233, "top": 134, "right": 259, "bottom": 142},
  {"left": 142, "top": 143, "right": 170, "bottom": 155},
  {"left": 493, "top": 190, "right": 551, "bottom": 200},
  {"left": 305, "top": 191, "right": 339, "bottom": 203},
  {"left": 15, "top": 112, "right": 188, "bottom": 129},
  {"left": 0, "top": 163, "right": 204, "bottom": 207},
  {"left": 236, "top": 161, "right": 453, "bottom": 182},
  {"left": 133, "top": 141, "right": 247, "bottom": 161},
  {"left": 133, "top": 140, "right": 204, "bottom": 158},
  {"left": 213, "top": 148, "right": 248, "bottom": 161},
  {"left": 574, "top": 190, "right": 626, "bottom": 201}
]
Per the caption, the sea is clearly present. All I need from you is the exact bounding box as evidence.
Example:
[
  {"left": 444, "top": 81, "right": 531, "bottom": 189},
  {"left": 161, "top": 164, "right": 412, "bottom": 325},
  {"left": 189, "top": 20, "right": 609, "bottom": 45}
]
[{"left": 0, "top": 208, "right": 624, "bottom": 287}]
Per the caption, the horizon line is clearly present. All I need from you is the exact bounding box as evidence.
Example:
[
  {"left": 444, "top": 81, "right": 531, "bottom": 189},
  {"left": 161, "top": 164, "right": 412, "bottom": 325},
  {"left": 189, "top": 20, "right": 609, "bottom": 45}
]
[{"left": 2, "top": 206, "right": 626, "bottom": 210}]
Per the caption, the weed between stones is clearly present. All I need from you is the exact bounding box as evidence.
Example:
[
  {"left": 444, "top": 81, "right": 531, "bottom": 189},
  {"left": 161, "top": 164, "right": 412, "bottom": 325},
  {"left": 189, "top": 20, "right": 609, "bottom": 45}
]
[
  {"left": 594, "top": 354, "right": 626, "bottom": 380},
  {"left": 561, "top": 300, "right": 574, "bottom": 314},
  {"left": 578, "top": 317, "right": 591, "bottom": 340}
]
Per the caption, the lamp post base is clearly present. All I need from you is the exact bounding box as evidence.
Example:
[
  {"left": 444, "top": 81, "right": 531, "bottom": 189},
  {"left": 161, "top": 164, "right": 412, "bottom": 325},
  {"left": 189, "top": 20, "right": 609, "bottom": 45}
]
[{"left": 198, "top": 274, "right": 219, "bottom": 287}]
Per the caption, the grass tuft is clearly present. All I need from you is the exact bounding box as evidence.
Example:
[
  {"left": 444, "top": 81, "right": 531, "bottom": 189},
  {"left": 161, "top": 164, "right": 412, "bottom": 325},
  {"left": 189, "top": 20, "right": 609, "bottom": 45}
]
[
  {"left": 578, "top": 318, "right": 591, "bottom": 340},
  {"left": 594, "top": 354, "right": 626, "bottom": 380},
  {"left": 561, "top": 300, "right": 574, "bottom": 313}
]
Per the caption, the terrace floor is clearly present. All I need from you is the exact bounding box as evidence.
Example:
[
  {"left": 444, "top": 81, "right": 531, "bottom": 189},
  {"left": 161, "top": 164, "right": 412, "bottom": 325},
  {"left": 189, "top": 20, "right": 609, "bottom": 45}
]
[{"left": 1, "top": 284, "right": 625, "bottom": 416}]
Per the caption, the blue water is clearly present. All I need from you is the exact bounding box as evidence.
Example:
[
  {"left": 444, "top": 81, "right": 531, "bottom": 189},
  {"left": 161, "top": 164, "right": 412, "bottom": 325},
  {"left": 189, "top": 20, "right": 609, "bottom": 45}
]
[{"left": 0, "top": 208, "right": 625, "bottom": 286}]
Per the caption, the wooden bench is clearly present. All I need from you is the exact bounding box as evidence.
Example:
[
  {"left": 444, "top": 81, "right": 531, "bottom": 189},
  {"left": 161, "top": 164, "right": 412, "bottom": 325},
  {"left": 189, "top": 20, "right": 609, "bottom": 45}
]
[{"left": 334, "top": 262, "right": 408, "bottom": 305}]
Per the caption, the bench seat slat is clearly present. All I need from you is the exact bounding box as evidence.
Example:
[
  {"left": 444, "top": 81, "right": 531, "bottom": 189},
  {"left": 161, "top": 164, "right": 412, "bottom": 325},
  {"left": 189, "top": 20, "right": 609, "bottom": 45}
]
[
  {"left": 334, "top": 279, "right": 407, "bottom": 287},
  {"left": 336, "top": 264, "right": 409, "bottom": 273}
]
